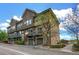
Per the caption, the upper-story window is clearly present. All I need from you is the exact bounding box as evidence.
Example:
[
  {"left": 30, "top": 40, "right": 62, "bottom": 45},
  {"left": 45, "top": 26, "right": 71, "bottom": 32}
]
[
  {"left": 12, "top": 26, "right": 15, "bottom": 29},
  {"left": 11, "top": 26, "right": 15, "bottom": 29},
  {"left": 17, "top": 23, "right": 22, "bottom": 28},
  {"left": 19, "top": 31, "right": 21, "bottom": 34},
  {"left": 27, "top": 29, "right": 33, "bottom": 34},
  {"left": 27, "top": 19, "right": 32, "bottom": 25},
  {"left": 24, "top": 21, "right": 27, "bottom": 24},
  {"left": 24, "top": 19, "right": 32, "bottom": 25},
  {"left": 38, "top": 27, "right": 42, "bottom": 33}
]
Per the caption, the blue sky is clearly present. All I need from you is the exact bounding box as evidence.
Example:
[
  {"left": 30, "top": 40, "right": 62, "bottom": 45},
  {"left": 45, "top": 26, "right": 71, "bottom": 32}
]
[
  {"left": 0, "top": 3, "right": 78, "bottom": 40},
  {"left": 0, "top": 3, "right": 77, "bottom": 22}
]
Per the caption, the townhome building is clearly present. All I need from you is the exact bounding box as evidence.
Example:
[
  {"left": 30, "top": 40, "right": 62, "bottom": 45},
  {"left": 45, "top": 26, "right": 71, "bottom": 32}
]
[
  {"left": 7, "top": 18, "right": 19, "bottom": 43},
  {"left": 7, "top": 8, "right": 60, "bottom": 46}
]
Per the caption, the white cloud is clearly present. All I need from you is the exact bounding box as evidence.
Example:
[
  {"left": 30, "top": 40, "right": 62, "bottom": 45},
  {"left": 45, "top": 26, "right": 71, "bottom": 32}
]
[
  {"left": 53, "top": 8, "right": 73, "bottom": 31},
  {"left": 13, "top": 16, "right": 22, "bottom": 21},
  {"left": 77, "top": 4, "right": 79, "bottom": 9},
  {"left": 0, "top": 27, "right": 7, "bottom": 31},
  {"left": 0, "top": 15, "right": 22, "bottom": 31},
  {"left": 6, "top": 19, "right": 11, "bottom": 23},
  {"left": 53, "top": 8, "right": 75, "bottom": 40},
  {"left": 0, "top": 23, "right": 9, "bottom": 27},
  {"left": 0, "top": 22, "right": 10, "bottom": 31},
  {"left": 59, "top": 22, "right": 66, "bottom": 31},
  {"left": 53, "top": 8, "right": 73, "bottom": 19},
  {"left": 60, "top": 35, "right": 72, "bottom": 40}
]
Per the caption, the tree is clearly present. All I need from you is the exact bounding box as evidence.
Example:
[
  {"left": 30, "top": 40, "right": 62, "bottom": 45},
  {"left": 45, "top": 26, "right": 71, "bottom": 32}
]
[
  {"left": 36, "top": 15, "right": 58, "bottom": 45},
  {"left": 41, "top": 16, "right": 51, "bottom": 45},
  {"left": 35, "top": 15, "right": 51, "bottom": 45},
  {"left": 63, "top": 13, "right": 79, "bottom": 41},
  {"left": 34, "top": 9, "right": 59, "bottom": 45},
  {"left": 0, "top": 30, "right": 8, "bottom": 41}
]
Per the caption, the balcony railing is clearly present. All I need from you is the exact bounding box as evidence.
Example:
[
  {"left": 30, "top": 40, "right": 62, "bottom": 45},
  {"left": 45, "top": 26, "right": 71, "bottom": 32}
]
[
  {"left": 8, "top": 33, "right": 17, "bottom": 38},
  {"left": 7, "top": 28, "right": 16, "bottom": 33},
  {"left": 8, "top": 32, "right": 22, "bottom": 38},
  {"left": 17, "top": 33, "right": 22, "bottom": 37},
  {"left": 16, "top": 26, "right": 22, "bottom": 31}
]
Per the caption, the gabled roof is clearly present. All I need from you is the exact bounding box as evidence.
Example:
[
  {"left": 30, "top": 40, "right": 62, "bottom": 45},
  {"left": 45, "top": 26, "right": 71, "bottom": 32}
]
[
  {"left": 22, "top": 8, "right": 37, "bottom": 18},
  {"left": 35, "top": 8, "right": 59, "bottom": 24},
  {"left": 10, "top": 18, "right": 18, "bottom": 26}
]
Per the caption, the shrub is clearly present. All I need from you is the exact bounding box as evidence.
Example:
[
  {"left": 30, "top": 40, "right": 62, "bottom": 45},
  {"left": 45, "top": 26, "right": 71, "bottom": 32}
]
[
  {"left": 72, "top": 44, "right": 79, "bottom": 51},
  {"left": 50, "top": 43, "right": 65, "bottom": 48},
  {"left": 15, "top": 40, "right": 25, "bottom": 45},
  {"left": 0, "top": 30, "right": 8, "bottom": 41},
  {"left": 76, "top": 40, "right": 79, "bottom": 44},
  {"left": 3, "top": 40, "right": 8, "bottom": 44}
]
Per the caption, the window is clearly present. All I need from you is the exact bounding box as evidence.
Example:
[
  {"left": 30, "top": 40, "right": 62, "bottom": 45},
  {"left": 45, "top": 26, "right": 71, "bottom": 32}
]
[
  {"left": 11, "top": 26, "right": 15, "bottom": 29},
  {"left": 17, "top": 23, "right": 22, "bottom": 28},
  {"left": 27, "top": 29, "right": 33, "bottom": 34},
  {"left": 24, "top": 19, "right": 32, "bottom": 25},
  {"left": 27, "top": 20, "right": 29, "bottom": 25},
  {"left": 24, "top": 21, "right": 27, "bottom": 24},
  {"left": 38, "top": 27, "right": 42, "bottom": 33},
  {"left": 27, "top": 19, "right": 32, "bottom": 25},
  {"left": 13, "top": 26, "right": 15, "bottom": 29},
  {"left": 19, "top": 31, "right": 21, "bottom": 34}
]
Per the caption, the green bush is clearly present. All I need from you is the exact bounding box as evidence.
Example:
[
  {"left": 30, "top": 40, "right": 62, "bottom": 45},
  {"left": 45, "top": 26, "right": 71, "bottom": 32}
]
[
  {"left": 76, "top": 40, "right": 79, "bottom": 44},
  {"left": 15, "top": 40, "right": 25, "bottom": 45},
  {"left": 3, "top": 40, "right": 8, "bottom": 44},
  {"left": 0, "top": 30, "right": 8, "bottom": 41},
  {"left": 72, "top": 44, "right": 79, "bottom": 51},
  {"left": 50, "top": 44, "right": 65, "bottom": 48}
]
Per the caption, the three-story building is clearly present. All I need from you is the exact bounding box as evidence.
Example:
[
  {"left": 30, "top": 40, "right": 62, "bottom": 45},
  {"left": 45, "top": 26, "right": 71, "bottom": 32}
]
[{"left": 7, "top": 8, "right": 60, "bottom": 46}]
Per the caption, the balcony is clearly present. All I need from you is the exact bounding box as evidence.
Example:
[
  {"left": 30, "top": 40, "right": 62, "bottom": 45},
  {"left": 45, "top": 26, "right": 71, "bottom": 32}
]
[
  {"left": 16, "top": 23, "right": 23, "bottom": 31},
  {"left": 8, "top": 32, "right": 17, "bottom": 38},
  {"left": 8, "top": 32, "right": 22, "bottom": 38},
  {"left": 16, "top": 26, "right": 22, "bottom": 31},
  {"left": 7, "top": 28, "right": 16, "bottom": 33},
  {"left": 21, "top": 24, "right": 33, "bottom": 30},
  {"left": 35, "top": 32, "right": 43, "bottom": 36},
  {"left": 16, "top": 32, "right": 22, "bottom": 38},
  {"left": 33, "top": 28, "right": 43, "bottom": 36}
]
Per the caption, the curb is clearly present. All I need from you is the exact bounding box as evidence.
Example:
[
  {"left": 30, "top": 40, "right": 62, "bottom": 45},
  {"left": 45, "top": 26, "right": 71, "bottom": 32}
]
[{"left": 35, "top": 46, "right": 79, "bottom": 54}]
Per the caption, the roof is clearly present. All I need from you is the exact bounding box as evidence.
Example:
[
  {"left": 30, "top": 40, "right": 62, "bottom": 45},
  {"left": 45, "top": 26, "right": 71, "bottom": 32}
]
[
  {"left": 22, "top": 8, "right": 37, "bottom": 18},
  {"left": 35, "top": 8, "right": 59, "bottom": 24},
  {"left": 10, "top": 18, "right": 18, "bottom": 24},
  {"left": 16, "top": 8, "right": 37, "bottom": 24},
  {"left": 7, "top": 18, "right": 19, "bottom": 28},
  {"left": 7, "top": 8, "right": 59, "bottom": 29}
]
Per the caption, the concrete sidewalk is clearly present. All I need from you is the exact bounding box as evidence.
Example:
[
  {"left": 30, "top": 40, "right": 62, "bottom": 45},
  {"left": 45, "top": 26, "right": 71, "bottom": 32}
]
[
  {"left": 35, "top": 45, "right": 61, "bottom": 51},
  {"left": 35, "top": 45, "right": 79, "bottom": 55}
]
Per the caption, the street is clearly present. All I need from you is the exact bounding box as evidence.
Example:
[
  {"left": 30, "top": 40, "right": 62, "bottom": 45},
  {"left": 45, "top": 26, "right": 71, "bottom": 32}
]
[{"left": 0, "top": 43, "right": 78, "bottom": 55}]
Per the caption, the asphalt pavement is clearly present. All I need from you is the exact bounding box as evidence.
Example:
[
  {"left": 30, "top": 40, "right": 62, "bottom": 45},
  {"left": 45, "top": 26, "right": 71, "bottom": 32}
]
[{"left": 0, "top": 43, "right": 78, "bottom": 55}]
